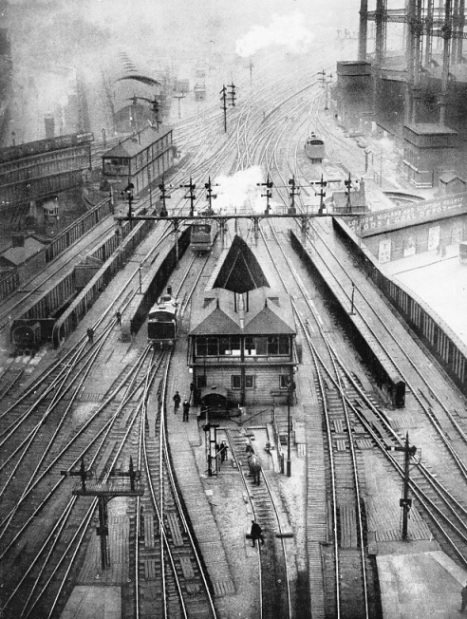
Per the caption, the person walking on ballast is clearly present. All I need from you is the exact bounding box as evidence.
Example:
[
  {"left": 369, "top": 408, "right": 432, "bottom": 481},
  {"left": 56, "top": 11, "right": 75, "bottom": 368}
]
[
  {"left": 182, "top": 399, "right": 190, "bottom": 422},
  {"left": 250, "top": 521, "right": 264, "bottom": 547},
  {"left": 219, "top": 440, "right": 228, "bottom": 463},
  {"left": 173, "top": 391, "right": 181, "bottom": 413}
]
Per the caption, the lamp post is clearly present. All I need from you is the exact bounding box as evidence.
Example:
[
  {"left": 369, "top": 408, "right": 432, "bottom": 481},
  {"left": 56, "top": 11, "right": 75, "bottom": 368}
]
[
  {"left": 386, "top": 433, "right": 417, "bottom": 540},
  {"left": 287, "top": 380, "right": 296, "bottom": 477}
]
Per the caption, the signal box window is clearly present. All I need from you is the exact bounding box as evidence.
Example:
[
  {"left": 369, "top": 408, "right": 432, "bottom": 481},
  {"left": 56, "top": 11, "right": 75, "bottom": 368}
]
[
  {"left": 196, "top": 336, "right": 219, "bottom": 356},
  {"left": 231, "top": 375, "right": 255, "bottom": 390},
  {"left": 245, "top": 336, "right": 289, "bottom": 356},
  {"left": 279, "top": 375, "right": 292, "bottom": 389},
  {"left": 245, "top": 375, "right": 255, "bottom": 389}
]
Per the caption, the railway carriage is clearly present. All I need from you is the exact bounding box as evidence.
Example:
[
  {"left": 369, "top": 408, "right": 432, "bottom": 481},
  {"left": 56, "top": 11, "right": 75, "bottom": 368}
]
[
  {"left": 0, "top": 131, "right": 94, "bottom": 164},
  {"left": 147, "top": 292, "right": 178, "bottom": 346},
  {"left": 305, "top": 134, "right": 325, "bottom": 163}
]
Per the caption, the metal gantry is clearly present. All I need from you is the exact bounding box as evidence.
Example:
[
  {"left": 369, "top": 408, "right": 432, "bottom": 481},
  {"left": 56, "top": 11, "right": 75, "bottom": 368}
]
[
  {"left": 358, "top": 0, "right": 467, "bottom": 124},
  {"left": 62, "top": 457, "right": 144, "bottom": 570}
]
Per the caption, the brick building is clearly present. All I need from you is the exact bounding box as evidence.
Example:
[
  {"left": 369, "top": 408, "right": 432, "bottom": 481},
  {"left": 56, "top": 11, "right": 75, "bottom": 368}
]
[{"left": 188, "top": 236, "right": 298, "bottom": 407}]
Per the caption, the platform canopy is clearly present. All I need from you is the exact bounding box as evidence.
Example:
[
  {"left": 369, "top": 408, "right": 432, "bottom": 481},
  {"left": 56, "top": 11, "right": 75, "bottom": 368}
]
[{"left": 213, "top": 236, "right": 270, "bottom": 293}]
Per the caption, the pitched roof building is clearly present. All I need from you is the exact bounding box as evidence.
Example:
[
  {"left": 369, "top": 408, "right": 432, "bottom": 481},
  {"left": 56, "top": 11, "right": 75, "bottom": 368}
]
[{"left": 188, "top": 236, "right": 298, "bottom": 409}]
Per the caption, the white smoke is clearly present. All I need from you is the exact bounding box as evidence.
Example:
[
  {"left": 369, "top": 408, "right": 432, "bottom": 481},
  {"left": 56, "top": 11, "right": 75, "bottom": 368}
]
[
  {"left": 211, "top": 166, "right": 267, "bottom": 214},
  {"left": 235, "top": 12, "right": 314, "bottom": 58}
]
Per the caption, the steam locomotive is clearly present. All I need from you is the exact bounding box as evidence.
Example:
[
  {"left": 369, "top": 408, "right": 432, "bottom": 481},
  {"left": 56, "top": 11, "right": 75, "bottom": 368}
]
[
  {"left": 11, "top": 320, "right": 41, "bottom": 352},
  {"left": 190, "top": 221, "right": 218, "bottom": 254},
  {"left": 304, "top": 133, "right": 325, "bottom": 163},
  {"left": 147, "top": 292, "right": 178, "bottom": 346}
]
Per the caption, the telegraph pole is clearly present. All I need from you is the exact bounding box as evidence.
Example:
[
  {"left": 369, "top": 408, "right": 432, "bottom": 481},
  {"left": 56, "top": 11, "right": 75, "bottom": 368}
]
[
  {"left": 158, "top": 177, "right": 171, "bottom": 216},
  {"left": 257, "top": 175, "right": 273, "bottom": 214},
  {"left": 220, "top": 83, "right": 237, "bottom": 133},
  {"left": 344, "top": 173, "right": 353, "bottom": 209},
  {"left": 314, "top": 175, "right": 327, "bottom": 214},
  {"left": 181, "top": 177, "right": 196, "bottom": 216},
  {"left": 228, "top": 83, "right": 236, "bottom": 107},
  {"left": 204, "top": 177, "right": 218, "bottom": 213},
  {"left": 122, "top": 181, "right": 135, "bottom": 219},
  {"left": 288, "top": 175, "right": 300, "bottom": 214},
  {"left": 220, "top": 85, "right": 227, "bottom": 133}
]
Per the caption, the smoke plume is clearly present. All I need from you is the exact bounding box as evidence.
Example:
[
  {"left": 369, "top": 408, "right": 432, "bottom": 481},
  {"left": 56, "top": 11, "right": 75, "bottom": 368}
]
[{"left": 235, "top": 12, "right": 314, "bottom": 58}]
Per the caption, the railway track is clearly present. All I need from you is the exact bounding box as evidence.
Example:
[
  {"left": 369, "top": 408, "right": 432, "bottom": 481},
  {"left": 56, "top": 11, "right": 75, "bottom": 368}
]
[
  {"left": 259, "top": 81, "right": 467, "bottom": 571},
  {"left": 227, "top": 429, "right": 293, "bottom": 619},
  {"left": 256, "top": 221, "right": 373, "bottom": 618},
  {"left": 7, "top": 41, "right": 466, "bottom": 619},
  {"left": 259, "top": 195, "right": 467, "bottom": 600},
  {"left": 130, "top": 352, "right": 217, "bottom": 619},
  {"left": 0, "top": 234, "right": 219, "bottom": 618},
  {"left": 0, "top": 343, "right": 155, "bottom": 617}
]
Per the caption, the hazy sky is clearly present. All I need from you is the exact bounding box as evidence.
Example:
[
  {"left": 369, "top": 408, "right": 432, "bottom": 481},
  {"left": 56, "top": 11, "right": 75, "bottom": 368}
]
[{"left": 7, "top": 0, "right": 361, "bottom": 72}]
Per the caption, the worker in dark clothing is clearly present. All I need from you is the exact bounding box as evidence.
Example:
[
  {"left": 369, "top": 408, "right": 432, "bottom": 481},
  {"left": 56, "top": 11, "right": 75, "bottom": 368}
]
[
  {"left": 87, "top": 327, "right": 94, "bottom": 344},
  {"left": 182, "top": 399, "right": 190, "bottom": 422},
  {"left": 116, "top": 311, "right": 121, "bottom": 325},
  {"left": 173, "top": 391, "right": 181, "bottom": 413},
  {"left": 461, "top": 582, "right": 467, "bottom": 612},
  {"left": 250, "top": 521, "right": 264, "bottom": 547},
  {"left": 219, "top": 440, "right": 228, "bottom": 463}
]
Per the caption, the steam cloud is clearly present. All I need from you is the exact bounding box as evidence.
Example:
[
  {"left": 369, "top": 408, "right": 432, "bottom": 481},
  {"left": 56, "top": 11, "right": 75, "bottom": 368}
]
[
  {"left": 212, "top": 166, "right": 267, "bottom": 214},
  {"left": 235, "top": 12, "right": 314, "bottom": 58}
]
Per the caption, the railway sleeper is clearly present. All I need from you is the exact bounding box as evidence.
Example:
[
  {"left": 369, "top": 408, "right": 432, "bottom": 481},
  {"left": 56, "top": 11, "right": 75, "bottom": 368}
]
[{"left": 165, "top": 510, "right": 184, "bottom": 546}]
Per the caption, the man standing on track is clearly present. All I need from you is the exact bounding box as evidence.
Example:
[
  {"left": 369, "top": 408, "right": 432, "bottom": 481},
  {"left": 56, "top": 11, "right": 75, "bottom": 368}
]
[{"left": 182, "top": 399, "right": 190, "bottom": 422}]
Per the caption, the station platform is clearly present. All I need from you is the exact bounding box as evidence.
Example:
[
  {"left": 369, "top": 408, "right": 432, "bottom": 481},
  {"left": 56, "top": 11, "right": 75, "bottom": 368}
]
[
  {"left": 60, "top": 586, "right": 121, "bottom": 619},
  {"left": 384, "top": 243, "right": 467, "bottom": 350},
  {"left": 376, "top": 541, "right": 467, "bottom": 618},
  {"left": 161, "top": 334, "right": 237, "bottom": 600}
]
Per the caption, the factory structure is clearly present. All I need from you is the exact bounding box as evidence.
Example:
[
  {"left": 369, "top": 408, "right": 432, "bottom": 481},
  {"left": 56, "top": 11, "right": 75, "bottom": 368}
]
[{"left": 335, "top": 0, "right": 467, "bottom": 188}]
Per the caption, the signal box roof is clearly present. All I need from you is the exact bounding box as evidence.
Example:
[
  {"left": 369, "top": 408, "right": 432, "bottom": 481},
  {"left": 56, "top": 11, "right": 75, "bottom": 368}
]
[
  {"left": 190, "top": 287, "right": 295, "bottom": 336},
  {"left": 103, "top": 125, "right": 171, "bottom": 160}
]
